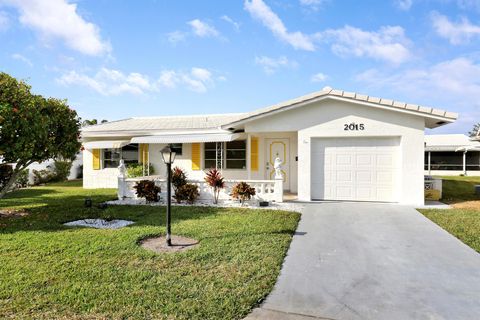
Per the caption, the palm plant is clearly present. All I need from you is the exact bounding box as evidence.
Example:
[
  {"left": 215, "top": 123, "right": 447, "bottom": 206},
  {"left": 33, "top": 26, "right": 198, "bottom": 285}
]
[{"left": 204, "top": 168, "right": 225, "bottom": 204}]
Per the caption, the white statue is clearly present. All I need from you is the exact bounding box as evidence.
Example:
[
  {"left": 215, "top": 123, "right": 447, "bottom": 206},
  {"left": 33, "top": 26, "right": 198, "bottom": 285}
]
[
  {"left": 274, "top": 157, "right": 283, "bottom": 179},
  {"left": 118, "top": 159, "right": 127, "bottom": 178}
]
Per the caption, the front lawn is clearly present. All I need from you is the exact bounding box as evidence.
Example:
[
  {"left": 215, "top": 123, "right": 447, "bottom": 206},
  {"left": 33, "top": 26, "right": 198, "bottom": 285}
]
[
  {"left": 420, "top": 176, "right": 480, "bottom": 253},
  {"left": 0, "top": 181, "right": 300, "bottom": 319}
]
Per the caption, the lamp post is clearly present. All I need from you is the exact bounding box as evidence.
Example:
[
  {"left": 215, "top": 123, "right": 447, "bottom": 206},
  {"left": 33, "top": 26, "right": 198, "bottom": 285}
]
[{"left": 160, "top": 145, "right": 176, "bottom": 246}]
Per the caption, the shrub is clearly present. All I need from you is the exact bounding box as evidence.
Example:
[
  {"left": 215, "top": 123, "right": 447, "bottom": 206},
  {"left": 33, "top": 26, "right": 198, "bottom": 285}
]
[
  {"left": 32, "top": 169, "right": 56, "bottom": 185},
  {"left": 174, "top": 183, "right": 199, "bottom": 204},
  {"left": 231, "top": 182, "right": 256, "bottom": 204},
  {"left": 126, "top": 163, "right": 155, "bottom": 178},
  {"left": 134, "top": 180, "right": 161, "bottom": 202},
  {"left": 15, "top": 169, "right": 29, "bottom": 189},
  {"left": 171, "top": 167, "right": 187, "bottom": 190},
  {"left": 204, "top": 168, "right": 225, "bottom": 204},
  {"left": 53, "top": 160, "right": 72, "bottom": 182}
]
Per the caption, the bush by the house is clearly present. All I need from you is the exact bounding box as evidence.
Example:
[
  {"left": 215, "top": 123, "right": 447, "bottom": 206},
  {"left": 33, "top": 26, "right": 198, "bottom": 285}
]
[
  {"left": 53, "top": 160, "right": 72, "bottom": 181},
  {"left": 15, "top": 169, "right": 29, "bottom": 189},
  {"left": 231, "top": 182, "right": 256, "bottom": 204},
  {"left": 32, "top": 169, "right": 56, "bottom": 185},
  {"left": 205, "top": 168, "right": 225, "bottom": 204},
  {"left": 126, "top": 163, "right": 155, "bottom": 178},
  {"left": 171, "top": 167, "right": 187, "bottom": 190},
  {"left": 134, "top": 180, "right": 161, "bottom": 202},
  {"left": 174, "top": 183, "right": 199, "bottom": 204}
]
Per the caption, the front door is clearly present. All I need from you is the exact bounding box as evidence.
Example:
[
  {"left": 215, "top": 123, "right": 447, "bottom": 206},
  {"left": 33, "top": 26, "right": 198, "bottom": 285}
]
[{"left": 265, "top": 138, "right": 290, "bottom": 190}]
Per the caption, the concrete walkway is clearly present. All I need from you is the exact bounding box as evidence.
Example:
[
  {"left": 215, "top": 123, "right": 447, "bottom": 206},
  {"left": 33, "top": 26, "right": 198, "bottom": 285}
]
[{"left": 247, "top": 203, "right": 480, "bottom": 320}]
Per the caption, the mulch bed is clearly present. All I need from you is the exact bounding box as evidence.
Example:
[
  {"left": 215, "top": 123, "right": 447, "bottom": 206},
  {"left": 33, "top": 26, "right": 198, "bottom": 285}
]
[
  {"left": 140, "top": 235, "right": 199, "bottom": 253},
  {"left": 0, "top": 209, "right": 29, "bottom": 219}
]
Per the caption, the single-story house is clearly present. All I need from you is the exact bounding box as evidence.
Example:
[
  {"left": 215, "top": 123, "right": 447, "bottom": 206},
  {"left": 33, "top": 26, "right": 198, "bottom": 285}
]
[
  {"left": 425, "top": 134, "right": 480, "bottom": 176},
  {"left": 81, "top": 87, "right": 458, "bottom": 206}
]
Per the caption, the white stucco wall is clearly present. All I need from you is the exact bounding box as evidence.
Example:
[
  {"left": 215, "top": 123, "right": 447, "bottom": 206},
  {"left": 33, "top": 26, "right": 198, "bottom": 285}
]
[
  {"left": 83, "top": 149, "right": 120, "bottom": 189},
  {"left": 244, "top": 99, "right": 425, "bottom": 206}
]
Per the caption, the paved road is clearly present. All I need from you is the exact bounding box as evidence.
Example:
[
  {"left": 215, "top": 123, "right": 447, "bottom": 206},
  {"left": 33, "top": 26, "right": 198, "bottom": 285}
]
[{"left": 247, "top": 203, "right": 480, "bottom": 320}]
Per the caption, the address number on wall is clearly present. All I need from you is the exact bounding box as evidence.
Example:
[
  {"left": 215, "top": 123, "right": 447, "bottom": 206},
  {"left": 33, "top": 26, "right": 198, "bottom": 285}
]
[{"left": 344, "top": 123, "right": 365, "bottom": 131}]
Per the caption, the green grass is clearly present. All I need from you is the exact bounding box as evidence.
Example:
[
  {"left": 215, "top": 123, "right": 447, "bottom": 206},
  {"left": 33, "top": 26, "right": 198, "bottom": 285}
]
[
  {"left": 437, "top": 175, "right": 480, "bottom": 204},
  {"left": 0, "top": 181, "right": 300, "bottom": 319},
  {"left": 420, "top": 175, "right": 480, "bottom": 253}
]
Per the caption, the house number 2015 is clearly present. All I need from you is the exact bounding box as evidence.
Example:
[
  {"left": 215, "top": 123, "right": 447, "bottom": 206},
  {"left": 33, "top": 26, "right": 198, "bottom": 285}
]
[{"left": 344, "top": 123, "right": 365, "bottom": 131}]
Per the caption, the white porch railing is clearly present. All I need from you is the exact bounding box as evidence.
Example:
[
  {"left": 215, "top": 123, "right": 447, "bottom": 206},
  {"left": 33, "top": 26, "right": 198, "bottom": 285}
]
[{"left": 117, "top": 175, "right": 283, "bottom": 203}]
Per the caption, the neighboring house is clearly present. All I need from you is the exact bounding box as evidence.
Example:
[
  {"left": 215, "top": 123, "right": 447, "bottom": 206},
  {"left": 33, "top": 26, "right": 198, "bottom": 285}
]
[
  {"left": 425, "top": 134, "right": 480, "bottom": 176},
  {"left": 81, "top": 87, "right": 457, "bottom": 206}
]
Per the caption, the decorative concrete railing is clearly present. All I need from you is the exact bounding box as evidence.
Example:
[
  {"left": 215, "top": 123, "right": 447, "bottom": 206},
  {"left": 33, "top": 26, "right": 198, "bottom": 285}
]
[
  {"left": 425, "top": 176, "right": 442, "bottom": 201},
  {"left": 117, "top": 175, "right": 284, "bottom": 203}
]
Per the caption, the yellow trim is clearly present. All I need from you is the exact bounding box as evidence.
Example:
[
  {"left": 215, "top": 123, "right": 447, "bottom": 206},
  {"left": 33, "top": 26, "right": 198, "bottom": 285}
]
[
  {"left": 139, "top": 144, "right": 149, "bottom": 164},
  {"left": 191, "top": 143, "right": 201, "bottom": 170},
  {"left": 92, "top": 149, "right": 101, "bottom": 170},
  {"left": 250, "top": 137, "right": 259, "bottom": 171}
]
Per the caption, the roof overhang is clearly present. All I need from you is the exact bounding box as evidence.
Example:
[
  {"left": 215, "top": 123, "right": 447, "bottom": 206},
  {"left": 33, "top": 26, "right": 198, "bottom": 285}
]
[
  {"left": 222, "top": 92, "right": 458, "bottom": 130},
  {"left": 83, "top": 140, "right": 130, "bottom": 149},
  {"left": 130, "top": 132, "right": 242, "bottom": 144}
]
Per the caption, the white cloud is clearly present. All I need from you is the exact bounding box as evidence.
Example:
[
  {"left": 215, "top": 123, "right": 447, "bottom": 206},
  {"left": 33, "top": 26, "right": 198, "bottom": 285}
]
[
  {"left": 457, "top": 0, "right": 480, "bottom": 11},
  {"left": 300, "top": 0, "right": 328, "bottom": 10},
  {"left": 244, "top": 0, "right": 315, "bottom": 51},
  {"left": 167, "top": 30, "right": 187, "bottom": 44},
  {"left": 394, "top": 0, "right": 413, "bottom": 10},
  {"left": 0, "top": 10, "right": 9, "bottom": 31},
  {"left": 255, "top": 55, "right": 296, "bottom": 74},
  {"left": 431, "top": 11, "right": 480, "bottom": 45},
  {"left": 11, "top": 53, "right": 32, "bottom": 66},
  {"left": 315, "top": 25, "right": 411, "bottom": 64},
  {"left": 221, "top": 15, "right": 240, "bottom": 31},
  {"left": 311, "top": 72, "right": 328, "bottom": 82},
  {"left": 188, "top": 19, "right": 219, "bottom": 38},
  {"left": 58, "top": 67, "right": 217, "bottom": 95},
  {"left": 2, "top": 0, "right": 110, "bottom": 56},
  {"left": 355, "top": 58, "right": 480, "bottom": 131}
]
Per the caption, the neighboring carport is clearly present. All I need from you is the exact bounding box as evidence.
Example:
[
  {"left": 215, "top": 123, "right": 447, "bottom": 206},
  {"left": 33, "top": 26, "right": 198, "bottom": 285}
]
[{"left": 248, "top": 202, "right": 480, "bottom": 320}]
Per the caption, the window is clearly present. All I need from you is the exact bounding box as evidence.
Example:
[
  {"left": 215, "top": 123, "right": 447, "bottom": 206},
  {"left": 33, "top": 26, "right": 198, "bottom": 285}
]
[
  {"left": 204, "top": 140, "right": 246, "bottom": 170},
  {"left": 226, "top": 140, "right": 246, "bottom": 169},
  {"left": 102, "top": 144, "right": 139, "bottom": 168},
  {"left": 204, "top": 142, "right": 221, "bottom": 169},
  {"left": 171, "top": 143, "right": 183, "bottom": 156},
  {"left": 424, "top": 151, "right": 480, "bottom": 171}
]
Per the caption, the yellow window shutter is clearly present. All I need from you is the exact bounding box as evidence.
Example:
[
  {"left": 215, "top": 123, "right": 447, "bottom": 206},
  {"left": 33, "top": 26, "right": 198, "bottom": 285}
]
[
  {"left": 250, "top": 137, "right": 259, "bottom": 171},
  {"left": 191, "top": 143, "right": 201, "bottom": 170},
  {"left": 92, "top": 149, "right": 101, "bottom": 170},
  {"left": 139, "top": 144, "right": 144, "bottom": 164}
]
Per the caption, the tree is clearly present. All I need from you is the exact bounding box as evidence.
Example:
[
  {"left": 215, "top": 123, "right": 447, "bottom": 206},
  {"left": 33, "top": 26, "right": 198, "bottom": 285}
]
[
  {"left": 0, "top": 72, "right": 81, "bottom": 198},
  {"left": 82, "top": 118, "right": 108, "bottom": 127},
  {"left": 468, "top": 123, "right": 480, "bottom": 138}
]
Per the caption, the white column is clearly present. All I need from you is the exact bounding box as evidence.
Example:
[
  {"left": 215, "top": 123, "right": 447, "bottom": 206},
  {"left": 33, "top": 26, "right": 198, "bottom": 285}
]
[
  {"left": 274, "top": 177, "right": 284, "bottom": 203},
  {"left": 428, "top": 151, "right": 431, "bottom": 175},
  {"left": 463, "top": 151, "right": 467, "bottom": 175},
  {"left": 117, "top": 160, "right": 127, "bottom": 200}
]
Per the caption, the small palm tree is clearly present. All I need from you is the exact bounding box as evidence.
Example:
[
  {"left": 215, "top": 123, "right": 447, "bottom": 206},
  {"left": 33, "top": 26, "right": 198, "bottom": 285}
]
[{"left": 204, "top": 168, "right": 225, "bottom": 204}]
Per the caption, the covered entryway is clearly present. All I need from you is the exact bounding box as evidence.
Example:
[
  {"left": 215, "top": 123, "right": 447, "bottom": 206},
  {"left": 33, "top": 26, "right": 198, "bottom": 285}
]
[{"left": 311, "top": 137, "right": 400, "bottom": 202}]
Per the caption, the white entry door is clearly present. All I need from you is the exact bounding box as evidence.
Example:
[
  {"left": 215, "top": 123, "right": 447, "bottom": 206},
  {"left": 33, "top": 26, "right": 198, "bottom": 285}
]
[
  {"left": 265, "top": 138, "right": 290, "bottom": 190},
  {"left": 311, "top": 137, "right": 400, "bottom": 202}
]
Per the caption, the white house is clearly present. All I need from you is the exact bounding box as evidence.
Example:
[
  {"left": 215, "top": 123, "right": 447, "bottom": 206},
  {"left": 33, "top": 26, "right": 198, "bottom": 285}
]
[
  {"left": 425, "top": 134, "right": 480, "bottom": 176},
  {"left": 81, "top": 87, "right": 457, "bottom": 206}
]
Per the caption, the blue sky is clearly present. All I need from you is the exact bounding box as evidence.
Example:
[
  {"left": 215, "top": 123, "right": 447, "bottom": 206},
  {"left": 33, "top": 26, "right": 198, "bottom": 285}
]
[{"left": 1, "top": 0, "right": 479, "bottom": 134}]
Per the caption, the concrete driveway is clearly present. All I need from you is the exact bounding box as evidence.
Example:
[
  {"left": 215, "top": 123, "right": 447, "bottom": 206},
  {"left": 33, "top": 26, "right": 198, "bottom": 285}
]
[{"left": 247, "top": 203, "right": 480, "bottom": 320}]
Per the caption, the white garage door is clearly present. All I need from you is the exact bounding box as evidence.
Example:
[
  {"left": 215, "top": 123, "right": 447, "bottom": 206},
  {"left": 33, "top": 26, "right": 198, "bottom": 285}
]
[{"left": 311, "top": 137, "right": 400, "bottom": 202}]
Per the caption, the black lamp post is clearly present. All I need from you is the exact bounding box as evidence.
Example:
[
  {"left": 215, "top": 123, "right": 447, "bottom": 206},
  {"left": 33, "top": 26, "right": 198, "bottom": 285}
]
[{"left": 160, "top": 145, "right": 177, "bottom": 246}]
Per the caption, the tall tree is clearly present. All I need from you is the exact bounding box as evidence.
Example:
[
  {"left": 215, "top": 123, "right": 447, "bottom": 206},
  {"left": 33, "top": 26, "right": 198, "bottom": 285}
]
[
  {"left": 0, "top": 72, "right": 81, "bottom": 198},
  {"left": 468, "top": 123, "right": 480, "bottom": 138}
]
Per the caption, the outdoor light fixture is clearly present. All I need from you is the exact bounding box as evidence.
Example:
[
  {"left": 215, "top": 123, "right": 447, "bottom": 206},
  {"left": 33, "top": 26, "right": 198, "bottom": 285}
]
[{"left": 160, "top": 145, "right": 176, "bottom": 246}]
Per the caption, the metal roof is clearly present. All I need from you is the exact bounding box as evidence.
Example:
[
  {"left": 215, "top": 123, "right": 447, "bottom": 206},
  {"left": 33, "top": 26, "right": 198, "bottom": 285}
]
[
  {"left": 223, "top": 87, "right": 458, "bottom": 128},
  {"left": 425, "top": 134, "right": 480, "bottom": 152},
  {"left": 82, "top": 87, "right": 458, "bottom": 138}
]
